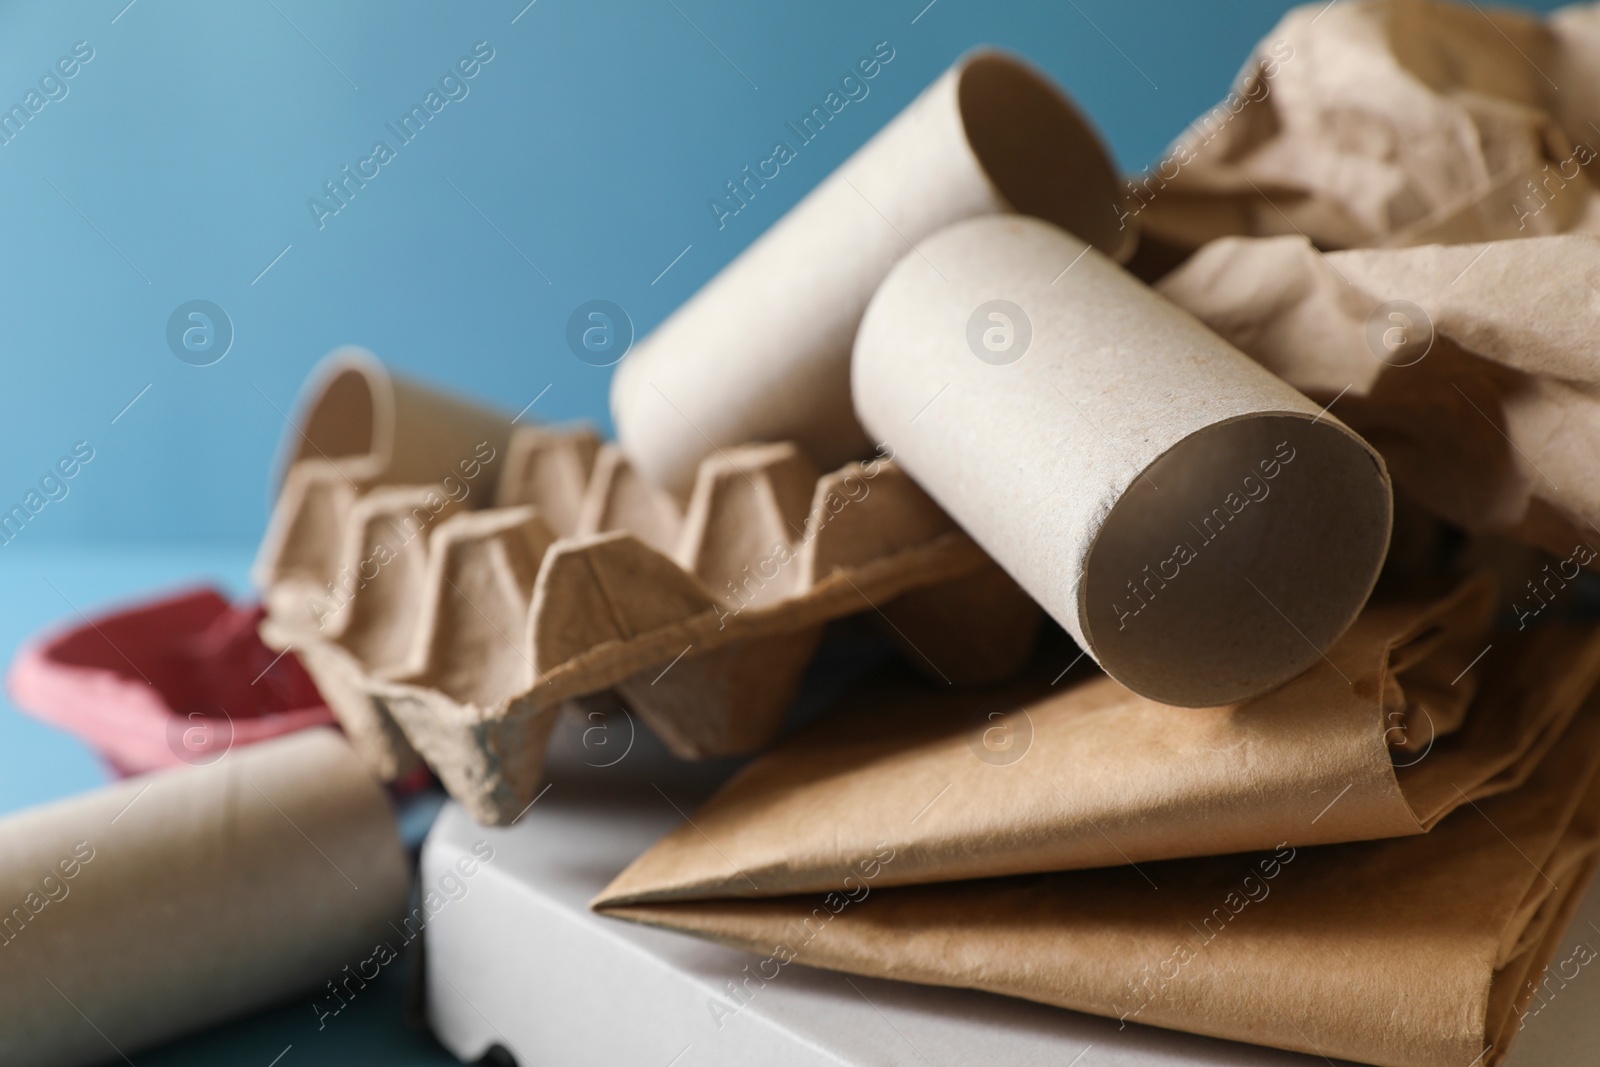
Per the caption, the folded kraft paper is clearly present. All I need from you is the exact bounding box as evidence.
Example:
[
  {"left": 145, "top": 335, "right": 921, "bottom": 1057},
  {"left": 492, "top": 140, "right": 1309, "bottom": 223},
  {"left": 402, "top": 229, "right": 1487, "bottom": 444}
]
[
  {"left": 1160, "top": 233, "right": 1600, "bottom": 566},
  {"left": 611, "top": 49, "right": 1132, "bottom": 496},
  {"left": 852, "top": 214, "right": 1393, "bottom": 706},
  {"left": 599, "top": 667, "right": 1600, "bottom": 1067},
  {"left": 598, "top": 578, "right": 1600, "bottom": 902},
  {"left": 0, "top": 729, "right": 409, "bottom": 1067}
]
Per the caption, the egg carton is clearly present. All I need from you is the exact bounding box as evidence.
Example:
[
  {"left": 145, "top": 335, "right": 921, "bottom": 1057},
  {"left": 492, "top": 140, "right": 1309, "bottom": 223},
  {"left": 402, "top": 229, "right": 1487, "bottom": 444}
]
[
  {"left": 258, "top": 423, "right": 596, "bottom": 781},
  {"left": 261, "top": 425, "right": 1041, "bottom": 824},
  {"left": 253, "top": 348, "right": 514, "bottom": 635}
]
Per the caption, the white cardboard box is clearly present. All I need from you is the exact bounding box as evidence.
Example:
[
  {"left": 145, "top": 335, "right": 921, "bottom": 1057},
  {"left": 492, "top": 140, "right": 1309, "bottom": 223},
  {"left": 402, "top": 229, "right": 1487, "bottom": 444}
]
[{"left": 421, "top": 710, "right": 1600, "bottom": 1067}]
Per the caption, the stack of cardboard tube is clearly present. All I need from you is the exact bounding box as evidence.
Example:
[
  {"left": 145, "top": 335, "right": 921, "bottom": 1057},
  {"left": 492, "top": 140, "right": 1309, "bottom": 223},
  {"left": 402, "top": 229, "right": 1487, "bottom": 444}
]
[{"left": 9, "top": 3, "right": 1600, "bottom": 1065}]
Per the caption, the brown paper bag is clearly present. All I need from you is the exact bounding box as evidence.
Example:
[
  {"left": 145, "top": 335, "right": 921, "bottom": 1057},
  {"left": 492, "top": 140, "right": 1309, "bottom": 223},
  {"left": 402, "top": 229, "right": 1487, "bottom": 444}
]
[
  {"left": 596, "top": 578, "right": 1600, "bottom": 904},
  {"left": 1132, "top": 0, "right": 1600, "bottom": 257},
  {"left": 599, "top": 683, "right": 1600, "bottom": 1067},
  {"left": 1158, "top": 232, "right": 1600, "bottom": 564}
]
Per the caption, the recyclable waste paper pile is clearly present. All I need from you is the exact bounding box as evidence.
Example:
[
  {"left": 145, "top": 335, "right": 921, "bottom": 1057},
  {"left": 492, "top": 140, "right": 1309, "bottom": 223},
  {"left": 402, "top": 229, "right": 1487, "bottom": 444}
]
[{"left": 10, "top": 3, "right": 1600, "bottom": 1065}]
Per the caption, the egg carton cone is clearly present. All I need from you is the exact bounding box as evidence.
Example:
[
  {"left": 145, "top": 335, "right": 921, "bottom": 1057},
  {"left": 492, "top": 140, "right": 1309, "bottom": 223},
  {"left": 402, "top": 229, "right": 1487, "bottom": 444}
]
[
  {"left": 262, "top": 483, "right": 473, "bottom": 780},
  {"left": 254, "top": 457, "right": 365, "bottom": 634},
  {"left": 253, "top": 348, "right": 515, "bottom": 629},
  {"left": 346, "top": 441, "right": 1039, "bottom": 824},
  {"left": 495, "top": 422, "right": 602, "bottom": 538},
  {"left": 573, "top": 441, "right": 686, "bottom": 557},
  {"left": 260, "top": 425, "right": 600, "bottom": 781}
]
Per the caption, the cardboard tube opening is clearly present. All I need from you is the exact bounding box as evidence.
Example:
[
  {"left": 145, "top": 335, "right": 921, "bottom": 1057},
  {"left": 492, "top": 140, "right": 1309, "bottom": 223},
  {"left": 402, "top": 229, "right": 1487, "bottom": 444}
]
[
  {"left": 1084, "top": 414, "right": 1393, "bottom": 706},
  {"left": 957, "top": 54, "right": 1132, "bottom": 263},
  {"left": 293, "top": 349, "right": 390, "bottom": 470},
  {"left": 301, "top": 364, "right": 380, "bottom": 460}
]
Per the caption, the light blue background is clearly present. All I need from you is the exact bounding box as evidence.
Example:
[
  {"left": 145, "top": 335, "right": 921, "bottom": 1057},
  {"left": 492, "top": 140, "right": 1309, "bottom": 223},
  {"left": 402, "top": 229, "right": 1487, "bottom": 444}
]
[
  {"left": 0, "top": 0, "right": 1566, "bottom": 550},
  {"left": 0, "top": 0, "right": 1573, "bottom": 1059}
]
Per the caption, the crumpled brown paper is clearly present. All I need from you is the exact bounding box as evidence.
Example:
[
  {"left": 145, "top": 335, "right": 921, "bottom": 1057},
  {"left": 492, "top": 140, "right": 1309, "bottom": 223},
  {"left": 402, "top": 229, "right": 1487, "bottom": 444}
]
[
  {"left": 1132, "top": 0, "right": 1600, "bottom": 256},
  {"left": 596, "top": 578, "right": 1600, "bottom": 905},
  {"left": 1158, "top": 232, "right": 1600, "bottom": 562},
  {"left": 599, "top": 674, "right": 1600, "bottom": 1067}
]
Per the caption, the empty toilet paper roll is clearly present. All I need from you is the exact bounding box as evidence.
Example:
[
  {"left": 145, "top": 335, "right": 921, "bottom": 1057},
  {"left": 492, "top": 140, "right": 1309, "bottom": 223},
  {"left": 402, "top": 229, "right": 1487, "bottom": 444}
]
[
  {"left": 853, "top": 215, "right": 1392, "bottom": 706},
  {"left": 0, "top": 729, "right": 410, "bottom": 1067},
  {"left": 612, "top": 48, "right": 1131, "bottom": 497},
  {"left": 274, "top": 345, "right": 513, "bottom": 491}
]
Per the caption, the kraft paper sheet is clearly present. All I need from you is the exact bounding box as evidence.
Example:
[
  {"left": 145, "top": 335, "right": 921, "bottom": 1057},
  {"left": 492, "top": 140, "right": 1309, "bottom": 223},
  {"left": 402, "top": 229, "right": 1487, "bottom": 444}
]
[
  {"left": 601, "top": 699, "right": 1600, "bottom": 1067},
  {"left": 598, "top": 579, "right": 1600, "bottom": 904},
  {"left": 612, "top": 49, "right": 1131, "bottom": 497},
  {"left": 0, "top": 729, "right": 409, "bottom": 1067},
  {"left": 852, "top": 214, "right": 1392, "bottom": 706},
  {"left": 1158, "top": 233, "right": 1600, "bottom": 562}
]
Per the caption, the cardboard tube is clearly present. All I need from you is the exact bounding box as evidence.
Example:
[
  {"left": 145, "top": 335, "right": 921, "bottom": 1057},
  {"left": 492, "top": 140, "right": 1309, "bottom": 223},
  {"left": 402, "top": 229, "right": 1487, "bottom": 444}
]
[
  {"left": 275, "top": 346, "right": 513, "bottom": 492},
  {"left": 1157, "top": 233, "right": 1600, "bottom": 566},
  {"left": 0, "top": 729, "right": 409, "bottom": 1067},
  {"left": 612, "top": 49, "right": 1132, "bottom": 497},
  {"left": 853, "top": 215, "right": 1392, "bottom": 706}
]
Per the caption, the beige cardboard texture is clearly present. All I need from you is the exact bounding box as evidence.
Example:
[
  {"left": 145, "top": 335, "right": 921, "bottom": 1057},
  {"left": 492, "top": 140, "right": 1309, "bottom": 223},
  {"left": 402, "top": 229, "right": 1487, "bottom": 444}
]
[
  {"left": 0, "top": 730, "right": 409, "bottom": 1067},
  {"left": 599, "top": 678, "right": 1600, "bottom": 1067},
  {"left": 284, "top": 484, "right": 468, "bottom": 780},
  {"left": 495, "top": 424, "right": 601, "bottom": 538},
  {"left": 254, "top": 458, "right": 364, "bottom": 633},
  {"left": 276, "top": 346, "right": 513, "bottom": 490},
  {"left": 256, "top": 358, "right": 1039, "bottom": 819},
  {"left": 574, "top": 444, "right": 685, "bottom": 558},
  {"left": 1160, "top": 233, "right": 1600, "bottom": 567},
  {"left": 262, "top": 437, "right": 1038, "bottom": 823},
  {"left": 598, "top": 578, "right": 1600, "bottom": 904},
  {"left": 853, "top": 214, "right": 1393, "bottom": 707},
  {"left": 254, "top": 348, "right": 510, "bottom": 626},
  {"left": 611, "top": 49, "right": 1132, "bottom": 497},
  {"left": 1132, "top": 0, "right": 1600, "bottom": 255},
  {"left": 258, "top": 445, "right": 507, "bottom": 780}
]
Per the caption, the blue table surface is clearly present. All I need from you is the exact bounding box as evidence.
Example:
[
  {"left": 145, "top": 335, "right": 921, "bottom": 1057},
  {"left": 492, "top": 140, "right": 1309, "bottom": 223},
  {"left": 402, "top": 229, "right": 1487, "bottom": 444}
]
[{"left": 0, "top": 544, "right": 460, "bottom": 1065}]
